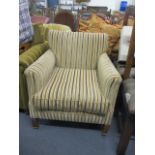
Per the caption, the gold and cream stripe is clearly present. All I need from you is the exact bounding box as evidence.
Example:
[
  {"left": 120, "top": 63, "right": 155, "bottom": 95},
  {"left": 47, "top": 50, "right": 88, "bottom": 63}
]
[
  {"left": 25, "top": 31, "right": 121, "bottom": 126},
  {"left": 32, "top": 68, "right": 109, "bottom": 116},
  {"left": 48, "top": 30, "right": 109, "bottom": 69}
]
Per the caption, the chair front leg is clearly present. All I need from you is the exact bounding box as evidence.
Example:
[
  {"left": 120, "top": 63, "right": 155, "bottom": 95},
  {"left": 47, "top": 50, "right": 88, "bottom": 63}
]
[
  {"left": 32, "top": 118, "right": 40, "bottom": 129},
  {"left": 101, "top": 124, "right": 110, "bottom": 136}
]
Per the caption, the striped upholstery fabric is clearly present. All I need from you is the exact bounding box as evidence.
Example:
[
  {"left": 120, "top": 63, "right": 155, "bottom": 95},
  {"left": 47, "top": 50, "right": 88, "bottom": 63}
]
[
  {"left": 19, "top": 42, "right": 49, "bottom": 110},
  {"left": 25, "top": 49, "right": 56, "bottom": 101},
  {"left": 30, "top": 111, "right": 106, "bottom": 124},
  {"left": 20, "top": 25, "right": 71, "bottom": 110},
  {"left": 25, "top": 31, "right": 122, "bottom": 127},
  {"left": 48, "top": 30, "right": 109, "bottom": 69},
  {"left": 32, "top": 67, "right": 109, "bottom": 115},
  {"left": 97, "top": 54, "right": 122, "bottom": 124}
]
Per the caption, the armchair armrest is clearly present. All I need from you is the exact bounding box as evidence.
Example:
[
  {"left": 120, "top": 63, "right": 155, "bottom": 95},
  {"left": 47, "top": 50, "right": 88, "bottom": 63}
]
[
  {"left": 24, "top": 49, "right": 56, "bottom": 101},
  {"left": 97, "top": 53, "right": 122, "bottom": 124},
  {"left": 19, "top": 41, "right": 48, "bottom": 110}
]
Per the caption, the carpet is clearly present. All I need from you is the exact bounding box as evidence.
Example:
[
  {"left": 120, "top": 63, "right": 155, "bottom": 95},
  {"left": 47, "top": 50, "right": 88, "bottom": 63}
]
[{"left": 19, "top": 112, "right": 134, "bottom": 155}]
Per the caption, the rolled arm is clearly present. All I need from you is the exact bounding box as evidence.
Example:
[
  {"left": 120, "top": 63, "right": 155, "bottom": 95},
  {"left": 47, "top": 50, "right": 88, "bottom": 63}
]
[
  {"left": 97, "top": 53, "right": 122, "bottom": 124},
  {"left": 24, "top": 49, "right": 56, "bottom": 101}
]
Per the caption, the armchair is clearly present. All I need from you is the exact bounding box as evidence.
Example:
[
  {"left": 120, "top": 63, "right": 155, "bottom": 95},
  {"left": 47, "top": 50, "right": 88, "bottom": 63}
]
[
  {"left": 25, "top": 31, "right": 122, "bottom": 133},
  {"left": 19, "top": 24, "right": 71, "bottom": 111}
]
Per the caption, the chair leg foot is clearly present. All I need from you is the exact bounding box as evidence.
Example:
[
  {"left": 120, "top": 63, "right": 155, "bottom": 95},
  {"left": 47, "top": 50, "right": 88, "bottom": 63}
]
[
  {"left": 101, "top": 125, "right": 110, "bottom": 136},
  {"left": 32, "top": 118, "right": 39, "bottom": 129}
]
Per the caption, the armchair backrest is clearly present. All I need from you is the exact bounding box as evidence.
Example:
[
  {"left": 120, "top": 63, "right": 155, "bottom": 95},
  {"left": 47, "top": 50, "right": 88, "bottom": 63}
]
[{"left": 49, "top": 30, "right": 109, "bottom": 69}]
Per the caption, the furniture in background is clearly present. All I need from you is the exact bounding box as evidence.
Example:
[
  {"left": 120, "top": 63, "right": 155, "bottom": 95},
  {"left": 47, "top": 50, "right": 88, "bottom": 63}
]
[
  {"left": 25, "top": 31, "right": 122, "bottom": 134},
  {"left": 115, "top": 23, "right": 135, "bottom": 115},
  {"left": 19, "top": 42, "right": 32, "bottom": 54},
  {"left": 123, "top": 5, "right": 135, "bottom": 26},
  {"left": 31, "top": 15, "right": 50, "bottom": 24},
  {"left": 123, "top": 24, "right": 135, "bottom": 79},
  {"left": 79, "top": 6, "right": 111, "bottom": 21},
  {"left": 47, "top": 0, "right": 58, "bottom": 8},
  {"left": 115, "top": 24, "right": 135, "bottom": 79},
  {"left": 116, "top": 79, "right": 135, "bottom": 155},
  {"left": 107, "top": 6, "right": 134, "bottom": 61},
  {"left": 55, "top": 0, "right": 87, "bottom": 16},
  {"left": 87, "top": 6, "right": 111, "bottom": 19},
  {"left": 115, "top": 22, "right": 135, "bottom": 155},
  {"left": 29, "top": 0, "right": 47, "bottom": 15},
  {"left": 19, "top": 24, "right": 71, "bottom": 111},
  {"left": 58, "top": 0, "right": 88, "bottom": 10},
  {"left": 41, "top": 7, "right": 56, "bottom": 22},
  {"left": 56, "top": 3, "right": 83, "bottom": 12},
  {"left": 76, "top": 0, "right": 90, "bottom": 3},
  {"left": 19, "top": 0, "right": 33, "bottom": 45},
  {"left": 54, "top": 0, "right": 88, "bottom": 31},
  {"left": 117, "top": 26, "right": 133, "bottom": 62},
  {"left": 54, "top": 10, "right": 75, "bottom": 31},
  {"left": 118, "top": 6, "right": 135, "bottom": 63},
  {"left": 78, "top": 13, "right": 122, "bottom": 56}
]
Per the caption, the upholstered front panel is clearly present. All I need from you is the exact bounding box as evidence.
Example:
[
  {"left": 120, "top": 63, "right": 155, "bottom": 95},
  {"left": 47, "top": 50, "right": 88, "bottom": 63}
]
[
  {"left": 29, "top": 111, "right": 105, "bottom": 124},
  {"left": 32, "top": 67, "right": 109, "bottom": 116},
  {"left": 48, "top": 31, "right": 108, "bottom": 69}
]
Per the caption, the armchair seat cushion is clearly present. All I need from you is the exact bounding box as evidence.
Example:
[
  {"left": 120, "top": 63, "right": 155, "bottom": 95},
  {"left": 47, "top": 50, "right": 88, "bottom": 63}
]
[{"left": 32, "top": 67, "right": 109, "bottom": 116}]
